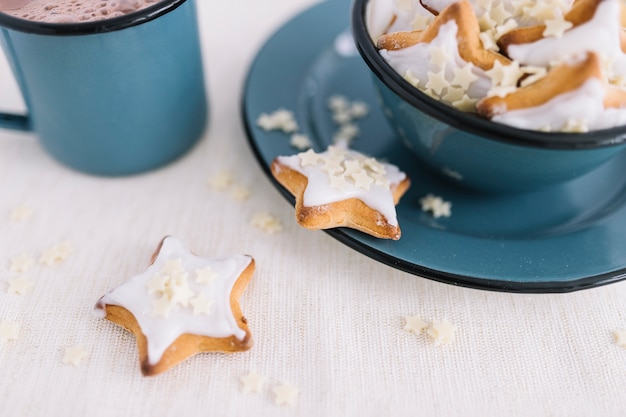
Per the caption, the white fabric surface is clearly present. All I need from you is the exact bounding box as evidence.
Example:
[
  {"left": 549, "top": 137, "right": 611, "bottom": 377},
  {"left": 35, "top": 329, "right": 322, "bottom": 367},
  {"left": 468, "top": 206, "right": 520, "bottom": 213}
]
[{"left": 1, "top": 1, "right": 626, "bottom": 416}]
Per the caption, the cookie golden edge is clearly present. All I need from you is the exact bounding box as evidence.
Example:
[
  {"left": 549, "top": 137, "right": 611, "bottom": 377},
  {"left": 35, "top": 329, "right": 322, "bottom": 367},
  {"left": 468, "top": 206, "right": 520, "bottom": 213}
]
[{"left": 270, "top": 159, "right": 410, "bottom": 240}]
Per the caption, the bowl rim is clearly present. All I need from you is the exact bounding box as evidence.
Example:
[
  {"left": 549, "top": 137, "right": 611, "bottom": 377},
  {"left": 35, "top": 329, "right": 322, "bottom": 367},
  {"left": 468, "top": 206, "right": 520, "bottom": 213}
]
[{"left": 350, "top": 0, "right": 626, "bottom": 150}]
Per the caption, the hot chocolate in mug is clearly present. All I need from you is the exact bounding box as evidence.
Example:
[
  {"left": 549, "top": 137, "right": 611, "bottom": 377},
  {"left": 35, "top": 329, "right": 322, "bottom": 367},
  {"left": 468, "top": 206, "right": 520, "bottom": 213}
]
[{"left": 0, "top": 0, "right": 207, "bottom": 175}]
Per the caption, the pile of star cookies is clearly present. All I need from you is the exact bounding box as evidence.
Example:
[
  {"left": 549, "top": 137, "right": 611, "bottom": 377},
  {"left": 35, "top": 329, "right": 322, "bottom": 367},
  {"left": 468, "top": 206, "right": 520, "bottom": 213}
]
[{"left": 371, "top": 0, "right": 626, "bottom": 132}]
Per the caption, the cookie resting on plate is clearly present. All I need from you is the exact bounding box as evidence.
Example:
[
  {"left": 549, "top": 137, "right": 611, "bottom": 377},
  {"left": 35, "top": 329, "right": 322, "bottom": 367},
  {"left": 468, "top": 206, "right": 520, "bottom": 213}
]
[
  {"left": 271, "top": 146, "right": 410, "bottom": 240},
  {"left": 95, "top": 236, "right": 255, "bottom": 376}
]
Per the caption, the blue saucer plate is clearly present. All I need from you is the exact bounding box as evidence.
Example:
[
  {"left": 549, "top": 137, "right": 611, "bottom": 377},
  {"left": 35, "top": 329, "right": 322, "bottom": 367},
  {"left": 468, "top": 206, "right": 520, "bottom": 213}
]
[{"left": 241, "top": 0, "right": 626, "bottom": 293}]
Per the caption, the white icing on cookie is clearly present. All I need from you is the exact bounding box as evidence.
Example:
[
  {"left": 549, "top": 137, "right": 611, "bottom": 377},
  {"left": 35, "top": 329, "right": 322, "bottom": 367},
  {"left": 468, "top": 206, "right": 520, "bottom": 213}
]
[
  {"left": 95, "top": 237, "right": 252, "bottom": 366},
  {"left": 380, "top": 20, "right": 492, "bottom": 102},
  {"left": 491, "top": 78, "right": 626, "bottom": 131},
  {"left": 276, "top": 146, "right": 406, "bottom": 226},
  {"left": 507, "top": 0, "right": 626, "bottom": 77}
]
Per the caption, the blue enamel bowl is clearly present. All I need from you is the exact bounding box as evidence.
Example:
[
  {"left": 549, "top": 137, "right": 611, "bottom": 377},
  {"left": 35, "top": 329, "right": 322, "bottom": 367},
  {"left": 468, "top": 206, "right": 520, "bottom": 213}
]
[{"left": 351, "top": 0, "right": 626, "bottom": 193}]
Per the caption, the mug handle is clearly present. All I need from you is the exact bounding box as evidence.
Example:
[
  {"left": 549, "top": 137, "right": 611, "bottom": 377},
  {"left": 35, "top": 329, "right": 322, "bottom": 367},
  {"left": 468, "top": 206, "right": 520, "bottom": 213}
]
[{"left": 0, "top": 112, "right": 29, "bottom": 131}]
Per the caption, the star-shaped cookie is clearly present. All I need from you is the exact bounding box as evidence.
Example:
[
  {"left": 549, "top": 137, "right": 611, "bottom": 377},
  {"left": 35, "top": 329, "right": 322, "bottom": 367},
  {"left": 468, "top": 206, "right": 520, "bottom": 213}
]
[
  {"left": 477, "top": 52, "right": 626, "bottom": 119},
  {"left": 271, "top": 146, "right": 410, "bottom": 240},
  {"left": 376, "top": 0, "right": 511, "bottom": 71},
  {"left": 498, "top": 0, "right": 626, "bottom": 66},
  {"left": 95, "top": 236, "right": 255, "bottom": 376}
]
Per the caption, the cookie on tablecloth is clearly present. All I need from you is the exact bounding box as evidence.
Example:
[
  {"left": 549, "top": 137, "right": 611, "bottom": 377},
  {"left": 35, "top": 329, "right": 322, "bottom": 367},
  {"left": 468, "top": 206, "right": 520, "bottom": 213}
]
[{"left": 95, "top": 236, "right": 254, "bottom": 376}]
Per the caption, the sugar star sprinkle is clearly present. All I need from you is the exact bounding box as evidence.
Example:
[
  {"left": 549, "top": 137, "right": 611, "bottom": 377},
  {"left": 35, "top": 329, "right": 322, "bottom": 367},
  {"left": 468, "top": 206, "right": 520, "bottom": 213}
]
[
  {"left": 9, "top": 254, "right": 34, "bottom": 273},
  {"left": 452, "top": 94, "right": 479, "bottom": 112},
  {"left": 451, "top": 63, "right": 479, "bottom": 90},
  {"left": 39, "top": 241, "right": 73, "bottom": 266},
  {"left": 7, "top": 277, "right": 34, "bottom": 296},
  {"left": 0, "top": 320, "right": 19, "bottom": 343},
  {"left": 240, "top": 370, "right": 267, "bottom": 394},
  {"left": 257, "top": 109, "right": 298, "bottom": 133},
  {"left": 426, "top": 70, "right": 449, "bottom": 96},
  {"left": 349, "top": 101, "right": 369, "bottom": 119},
  {"left": 10, "top": 205, "right": 34, "bottom": 222},
  {"left": 328, "top": 95, "right": 350, "bottom": 112},
  {"left": 429, "top": 46, "right": 450, "bottom": 69},
  {"left": 290, "top": 133, "right": 312, "bottom": 150},
  {"left": 95, "top": 237, "right": 255, "bottom": 376},
  {"left": 419, "top": 194, "right": 452, "bottom": 218},
  {"left": 299, "top": 149, "right": 321, "bottom": 166},
  {"left": 613, "top": 329, "right": 626, "bottom": 348},
  {"left": 427, "top": 319, "right": 457, "bottom": 346},
  {"left": 403, "top": 315, "right": 428, "bottom": 335},
  {"left": 208, "top": 171, "right": 235, "bottom": 191},
  {"left": 189, "top": 292, "right": 214, "bottom": 316},
  {"left": 195, "top": 266, "right": 218, "bottom": 285},
  {"left": 63, "top": 345, "right": 89, "bottom": 367},
  {"left": 272, "top": 382, "right": 300, "bottom": 406},
  {"left": 230, "top": 185, "right": 251, "bottom": 202},
  {"left": 333, "top": 123, "right": 359, "bottom": 145},
  {"left": 251, "top": 212, "right": 283, "bottom": 234},
  {"left": 543, "top": 15, "right": 573, "bottom": 38},
  {"left": 562, "top": 118, "right": 589, "bottom": 133}
]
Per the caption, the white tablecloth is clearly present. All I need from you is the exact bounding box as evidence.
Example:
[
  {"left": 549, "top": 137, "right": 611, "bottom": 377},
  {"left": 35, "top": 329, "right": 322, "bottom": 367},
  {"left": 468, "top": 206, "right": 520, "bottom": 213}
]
[{"left": 1, "top": 1, "right": 626, "bottom": 416}]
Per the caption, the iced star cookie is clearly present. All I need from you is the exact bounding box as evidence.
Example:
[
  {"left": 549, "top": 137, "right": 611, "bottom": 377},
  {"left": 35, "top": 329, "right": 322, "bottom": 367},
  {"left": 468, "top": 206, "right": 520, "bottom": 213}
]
[
  {"left": 95, "top": 236, "right": 254, "bottom": 376},
  {"left": 498, "top": 0, "right": 626, "bottom": 66},
  {"left": 376, "top": 0, "right": 510, "bottom": 70},
  {"left": 477, "top": 52, "right": 626, "bottom": 131},
  {"left": 270, "top": 146, "right": 410, "bottom": 240}
]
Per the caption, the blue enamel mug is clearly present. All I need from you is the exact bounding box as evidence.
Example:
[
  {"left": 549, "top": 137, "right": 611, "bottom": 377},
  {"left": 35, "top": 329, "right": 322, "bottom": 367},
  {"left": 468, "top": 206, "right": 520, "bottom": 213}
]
[{"left": 0, "top": 0, "right": 207, "bottom": 175}]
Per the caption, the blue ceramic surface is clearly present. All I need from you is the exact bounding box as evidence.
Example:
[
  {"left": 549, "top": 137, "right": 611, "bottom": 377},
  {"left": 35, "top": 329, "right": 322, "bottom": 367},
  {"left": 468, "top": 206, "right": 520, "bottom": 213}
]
[
  {"left": 242, "top": 0, "right": 626, "bottom": 293},
  {"left": 351, "top": 0, "right": 626, "bottom": 193},
  {"left": 0, "top": 0, "right": 207, "bottom": 176}
]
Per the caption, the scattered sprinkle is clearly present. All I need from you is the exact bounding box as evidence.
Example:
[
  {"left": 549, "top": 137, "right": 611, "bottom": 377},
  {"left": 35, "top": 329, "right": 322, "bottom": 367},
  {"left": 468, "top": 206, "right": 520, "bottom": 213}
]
[
  {"left": 7, "top": 277, "right": 34, "bottom": 296},
  {"left": 328, "top": 95, "right": 350, "bottom": 112},
  {"left": 63, "top": 345, "right": 89, "bottom": 367},
  {"left": 419, "top": 194, "right": 452, "bottom": 218},
  {"left": 0, "top": 320, "right": 19, "bottom": 343},
  {"left": 613, "top": 329, "right": 626, "bottom": 348},
  {"left": 10, "top": 205, "right": 34, "bottom": 223},
  {"left": 208, "top": 171, "right": 235, "bottom": 191},
  {"left": 230, "top": 185, "right": 251, "bottom": 202},
  {"left": 251, "top": 212, "right": 283, "bottom": 234},
  {"left": 349, "top": 101, "right": 369, "bottom": 118},
  {"left": 332, "top": 123, "right": 360, "bottom": 145},
  {"left": 290, "top": 133, "right": 312, "bottom": 150},
  {"left": 272, "top": 382, "right": 300, "bottom": 406},
  {"left": 240, "top": 370, "right": 267, "bottom": 394},
  {"left": 403, "top": 315, "right": 428, "bottom": 335},
  {"left": 427, "top": 319, "right": 457, "bottom": 346},
  {"left": 9, "top": 254, "right": 34, "bottom": 273},
  {"left": 257, "top": 109, "right": 298, "bottom": 133},
  {"left": 39, "top": 241, "right": 73, "bottom": 266}
]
